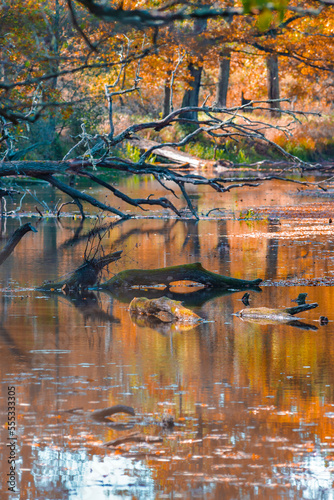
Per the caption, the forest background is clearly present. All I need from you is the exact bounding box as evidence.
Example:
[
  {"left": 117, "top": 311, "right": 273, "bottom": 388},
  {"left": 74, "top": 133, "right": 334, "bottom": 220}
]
[{"left": 1, "top": 0, "right": 333, "bottom": 173}]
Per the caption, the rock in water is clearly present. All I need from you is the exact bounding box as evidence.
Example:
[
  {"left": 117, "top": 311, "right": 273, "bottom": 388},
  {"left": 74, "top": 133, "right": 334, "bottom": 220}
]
[{"left": 129, "top": 296, "right": 203, "bottom": 324}]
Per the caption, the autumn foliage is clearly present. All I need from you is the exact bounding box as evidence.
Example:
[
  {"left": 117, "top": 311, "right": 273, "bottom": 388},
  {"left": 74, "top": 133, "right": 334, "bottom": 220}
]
[{"left": 0, "top": 0, "right": 333, "bottom": 160}]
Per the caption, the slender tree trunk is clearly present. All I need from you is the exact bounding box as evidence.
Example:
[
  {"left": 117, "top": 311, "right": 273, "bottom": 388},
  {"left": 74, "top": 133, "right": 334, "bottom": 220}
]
[
  {"left": 216, "top": 49, "right": 231, "bottom": 107},
  {"left": 163, "top": 79, "right": 171, "bottom": 118},
  {"left": 181, "top": 63, "right": 203, "bottom": 121},
  {"left": 267, "top": 54, "right": 281, "bottom": 117}
]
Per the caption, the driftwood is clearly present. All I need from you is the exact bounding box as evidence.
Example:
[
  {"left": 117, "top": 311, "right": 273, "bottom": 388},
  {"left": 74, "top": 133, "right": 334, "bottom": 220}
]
[
  {"left": 129, "top": 137, "right": 206, "bottom": 168},
  {"left": 102, "top": 262, "right": 263, "bottom": 290},
  {"left": 40, "top": 250, "right": 122, "bottom": 290},
  {"left": 237, "top": 303, "right": 318, "bottom": 322},
  {"left": 0, "top": 223, "right": 37, "bottom": 265},
  {"left": 129, "top": 296, "right": 203, "bottom": 324}
]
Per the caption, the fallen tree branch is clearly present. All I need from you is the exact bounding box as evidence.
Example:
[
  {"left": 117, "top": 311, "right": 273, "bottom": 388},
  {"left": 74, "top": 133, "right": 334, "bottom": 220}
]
[
  {"left": 237, "top": 303, "right": 318, "bottom": 321},
  {"left": 40, "top": 250, "right": 122, "bottom": 290}
]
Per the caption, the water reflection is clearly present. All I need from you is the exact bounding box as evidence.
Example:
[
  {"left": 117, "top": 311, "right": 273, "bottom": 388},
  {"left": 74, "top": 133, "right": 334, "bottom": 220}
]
[{"left": 1, "top": 178, "right": 334, "bottom": 499}]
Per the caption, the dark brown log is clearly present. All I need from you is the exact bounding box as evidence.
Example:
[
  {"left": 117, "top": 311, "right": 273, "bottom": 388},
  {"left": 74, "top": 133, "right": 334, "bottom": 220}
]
[
  {"left": 0, "top": 223, "right": 37, "bottom": 265},
  {"left": 285, "top": 303, "right": 318, "bottom": 315}
]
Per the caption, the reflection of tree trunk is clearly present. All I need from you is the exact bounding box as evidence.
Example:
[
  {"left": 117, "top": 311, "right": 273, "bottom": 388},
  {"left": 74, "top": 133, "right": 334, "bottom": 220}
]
[
  {"left": 182, "top": 220, "right": 201, "bottom": 259},
  {"left": 217, "top": 221, "right": 230, "bottom": 274},
  {"left": 265, "top": 224, "right": 280, "bottom": 279},
  {"left": 181, "top": 64, "right": 203, "bottom": 121},
  {"left": 0, "top": 223, "right": 37, "bottom": 265},
  {"left": 216, "top": 49, "right": 231, "bottom": 107},
  {"left": 267, "top": 54, "right": 281, "bottom": 117}
]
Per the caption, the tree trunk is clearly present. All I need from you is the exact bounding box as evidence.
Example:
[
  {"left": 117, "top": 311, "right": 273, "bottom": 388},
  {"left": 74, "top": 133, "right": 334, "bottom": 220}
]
[
  {"left": 163, "top": 79, "right": 171, "bottom": 117},
  {"left": 216, "top": 50, "right": 231, "bottom": 107},
  {"left": 267, "top": 54, "right": 281, "bottom": 117},
  {"left": 181, "top": 64, "right": 203, "bottom": 121}
]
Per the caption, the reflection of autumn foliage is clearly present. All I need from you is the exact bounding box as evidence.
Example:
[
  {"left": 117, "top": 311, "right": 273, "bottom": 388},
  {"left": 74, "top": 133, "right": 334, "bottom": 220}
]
[{"left": 2, "top": 204, "right": 334, "bottom": 496}]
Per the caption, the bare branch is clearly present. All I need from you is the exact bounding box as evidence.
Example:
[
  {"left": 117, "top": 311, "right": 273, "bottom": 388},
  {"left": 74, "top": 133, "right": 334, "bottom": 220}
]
[{"left": 66, "top": 0, "right": 98, "bottom": 53}]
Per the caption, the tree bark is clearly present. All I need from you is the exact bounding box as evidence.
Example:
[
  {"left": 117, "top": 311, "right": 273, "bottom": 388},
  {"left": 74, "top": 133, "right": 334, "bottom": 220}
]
[
  {"left": 216, "top": 49, "right": 231, "bottom": 107},
  {"left": 163, "top": 78, "right": 171, "bottom": 118},
  {"left": 181, "top": 64, "right": 203, "bottom": 121},
  {"left": 267, "top": 54, "right": 281, "bottom": 117}
]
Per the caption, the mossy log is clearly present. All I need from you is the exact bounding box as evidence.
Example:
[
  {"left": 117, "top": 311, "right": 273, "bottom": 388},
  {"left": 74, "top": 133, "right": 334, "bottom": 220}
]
[
  {"left": 40, "top": 250, "right": 122, "bottom": 290},
  {"left": 0, "top": 223, "right": 37, "bottom": 265},
  {"left": 237, "top": 303, "right": 318, "bottom": 322},
  {"left": 102, "top": 262, "right": 262, "bottom": 290}
]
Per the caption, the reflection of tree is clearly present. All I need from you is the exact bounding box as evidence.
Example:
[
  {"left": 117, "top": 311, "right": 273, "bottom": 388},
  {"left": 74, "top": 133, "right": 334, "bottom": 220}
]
[
  {"left": 216, "top": 220, "right": 230, "bottom": 272},
  {"left": 0, "top": 324, "right": 30, "bottom": 363},
  {"left": 44, "top": 290, "right": 119, "bottom": 324},
  {"left": 101, "top": 282, "right": 262, "bottom": 308},
  {"left": 265, "top": 221, "right": 280, "bottom": 280},
  {"left": 181, "top": 221, "right": 201, "bottom": 260}
]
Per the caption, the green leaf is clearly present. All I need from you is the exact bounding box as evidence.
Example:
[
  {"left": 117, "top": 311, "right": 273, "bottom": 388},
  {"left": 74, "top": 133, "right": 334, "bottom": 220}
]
[{"left": 257, "top": 8, "right": 272, "bottom": 31}]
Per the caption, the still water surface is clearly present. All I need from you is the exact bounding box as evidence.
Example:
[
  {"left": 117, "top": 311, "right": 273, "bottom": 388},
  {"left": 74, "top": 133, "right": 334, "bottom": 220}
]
[{"left": 1, "top": 175, "right": 334, "bottom": 499}]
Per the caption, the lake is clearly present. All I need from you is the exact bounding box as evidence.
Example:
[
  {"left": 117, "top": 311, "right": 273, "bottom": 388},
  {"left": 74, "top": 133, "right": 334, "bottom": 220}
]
[{"left": 1, "top": 172, "right": 334, "bottom": 499}]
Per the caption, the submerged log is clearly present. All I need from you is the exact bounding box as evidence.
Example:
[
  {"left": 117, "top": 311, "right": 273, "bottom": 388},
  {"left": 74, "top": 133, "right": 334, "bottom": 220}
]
[
  {"left": 91, "top": 405, "right": 135, "bottom": 422},
  {"left": 40, "top": 250, "right": 122, "bottom": 290},
  {"left": 237, "top": 303, "right": 318, "bottom": 322},
  {"left": 102, "top": 262, "right": 263, "bottom": 290},
  {"left": 130, "top": 296, "right": 203, "bottom": 324},
  {"left": 0, "top": 223, "right": 37, "bottom": 265},
  {"left": 104, "top": 432, "right": 163, "bottom": 447}
]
